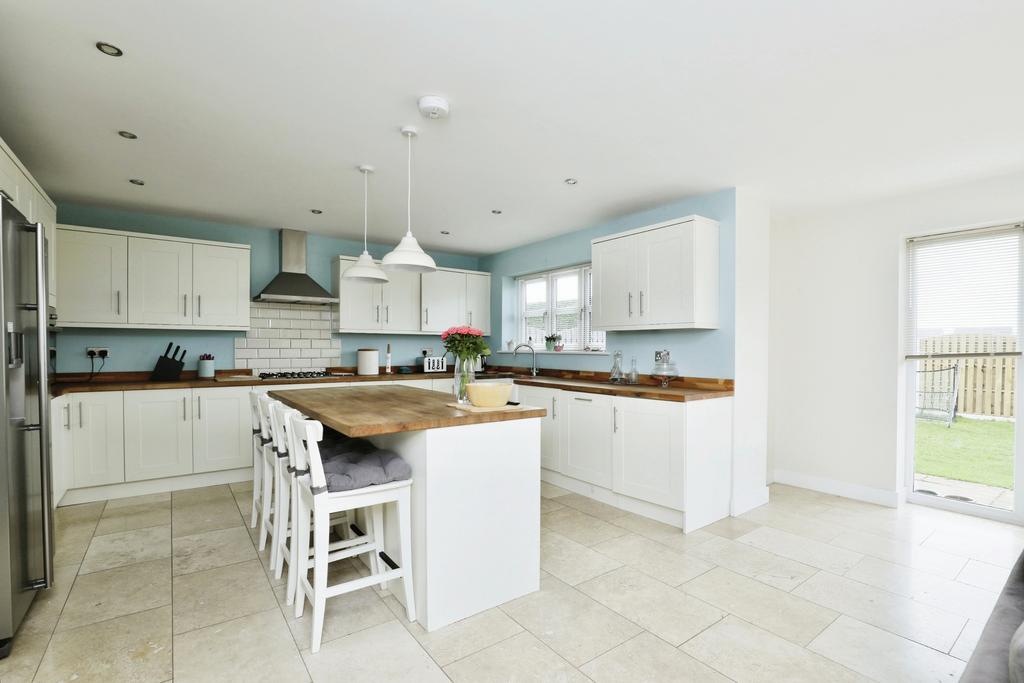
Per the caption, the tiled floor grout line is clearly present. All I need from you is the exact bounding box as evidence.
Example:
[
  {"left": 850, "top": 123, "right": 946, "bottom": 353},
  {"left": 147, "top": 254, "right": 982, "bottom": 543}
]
[{"left": 492, "top": 604, "right": 596, "bottom": 681}]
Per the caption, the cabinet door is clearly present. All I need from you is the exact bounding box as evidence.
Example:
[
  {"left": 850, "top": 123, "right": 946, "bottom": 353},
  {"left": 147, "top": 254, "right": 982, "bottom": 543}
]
[
  {"left": 57, "top": 228, "right": 128, "bottom": 324},
  {"left": 420, "top": 270, "right": 466, "bottom": 332},
  {"left": 466, "top": 273, "right": 491, "bottom": 334},
  {"left": 516, "top": 385, "right": 560, "bottom": 471},
  {"left": 560, "top": 392, "right": 613, "bottom": 487},
  {"left": 193, "top": 244, "right": 250, "bottom": 326},
  {"left": 591, "top": 236, "right": 636, "bottom": 329},
  {"left": 382, "top": 268, "right": 421, "bottom": 332},
  {"left": 336, "top": 258, "right": 382, "bottom": 331},
  {"left": 37, "top": 200, "right": 57, "bottom": 308},
  {"left": 431, "top": 377, "right": 454, "bottom": 395},
  {"left": 123, "top": 389, "right": 193, "bottom": 481},
  {"left": 50, "top": 396, "right": 71, "bottom": 505},
  {"left": 192, "top": 387, "right": 252, "bottom": 473},
  {"left": 0, "top": 148, "right": 23, "bottom": 209},
  {"left": 71, "top": 392, "right": 125, "bottom": 488},
  {"left": 128, "top": 237, "right": 193, "bottom": 325},
  {"left": 637, "top": 222, "right": 694, "bottom": 326},
  {"left": 612, "top": 397, "right": 684, "bottom": 509}
]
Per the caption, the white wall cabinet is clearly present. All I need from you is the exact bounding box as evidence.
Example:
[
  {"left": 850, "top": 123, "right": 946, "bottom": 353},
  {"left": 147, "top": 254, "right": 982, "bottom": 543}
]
[
  {"left": 1, "top": 139, "right": 57, "bottom": 309},
  {"left": 129, "top": 237, "right": 193, "bottom": 325},
  {"left": 591, "top": 215, "right": 718, "bottom": 331},
  {"left": 421, "top": 269, "right": 466, "bottom": 333},
  {"left": 192, "top": 387, "right": 253, "bottom": 473},
  {"left": 57, "top": 229, "right": 129, "bottom": 325},
  {"left": 57, "top": 225, "right": 250, "bottom": 330},
  {"left": 560, "top": 391, "right": 614, "bottom": 487},
  {"left": 466, "top": 273, "right": 491, "bottom": 334},
  {"left": 515, "top": 385, "right": 561, "bottom": 471},
  {"left": 124, "top": 389, "right": 193, "bottom": 481},
  {"left": 383, "top": 269, "right": 422, "bottom": 331},
  {"left": 68, "top": 392, "right": 125, "bottom": 488}
]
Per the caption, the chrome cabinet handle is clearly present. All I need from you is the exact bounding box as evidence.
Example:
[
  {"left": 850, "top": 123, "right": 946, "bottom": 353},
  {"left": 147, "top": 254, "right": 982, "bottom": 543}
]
[
  {"left": 198, "top": 396, "right": 202, "bottom": 420},
  {"left": 613, "top": 407, "right": 618, "bottom": 432},
  {"left": 552, "top": 396, "right": 556, "bottom": 419},
  {"left": 386, "top": 306, "right": 390, "bottom": 324},
  {"left": 183, "top": 294, "right": 188, "bottom": 317},
  {"left": 469, "top": 311, "right": 473, "bottom": 325},
  {"left": 197, "top": 294, "right": 202, "bottom": 318},
  {"left": 64, "top": 404, "right": 70, "bottom": 429},
  {"left": 376, "top": 305, "right": 380, "bottom": 323},
  {"left": 182, "top": 396, "right": 187, "bottom": 421},
  {"left": 574, "top": 396, "right": 593, "bottom": 402},
  {"left": 424, "top": 307, "right": 429, "bottom": 326},
  {"left": 116, "top": 290, "right": 121, "bottom": 315},
  {"left": 628, "top": 292, "right": 633, "bottom": 317},
  {"left": 78, "top": 402, "right": 83, "bottom": 428},
  {"left": 639, "top": 291, "right": 644, "bottom": 316}
]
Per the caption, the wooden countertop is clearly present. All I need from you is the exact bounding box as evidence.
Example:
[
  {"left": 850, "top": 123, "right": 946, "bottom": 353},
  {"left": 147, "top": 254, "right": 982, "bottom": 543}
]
[
  {"left": 269, "top": 385, "right": 547, "bottom": 437},
  {"left": 512, "top": 376, "right": 733, "bottom": 402}
]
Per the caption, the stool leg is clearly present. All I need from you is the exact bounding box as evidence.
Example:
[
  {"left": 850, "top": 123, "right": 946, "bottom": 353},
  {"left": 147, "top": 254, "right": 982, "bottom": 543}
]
[
  {"left": 369, "top": 505, "right": 387, "bottom": 591},
  {"left": 310, "top": 507, "right": 330, "bottom": 654},
  {"left": 294, "top": 502, "right": 310, "bottom": 619},
  {"left": 249, "top": 440, "right": 261, "bottom": 529},
  {"left": 257, "top": 452, "right": 273, "bottom": 552},
  {"left": 286, "top": 480, "right": 300, "bottom": 605},
  {"left": 397, "top": 489, "right": 416, "bottom": 623},
  {"left": 273, "top": 470, "right": 290, "bottom": 579}
]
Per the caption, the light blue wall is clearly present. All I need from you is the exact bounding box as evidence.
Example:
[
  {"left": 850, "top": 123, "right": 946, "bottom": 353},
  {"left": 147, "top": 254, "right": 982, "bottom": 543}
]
[
  {"left": 478, "top": 188, "right": 736, "bottom": 378},
  {"left": 55, "top": 203, "right": 479, "bottom": 372}
]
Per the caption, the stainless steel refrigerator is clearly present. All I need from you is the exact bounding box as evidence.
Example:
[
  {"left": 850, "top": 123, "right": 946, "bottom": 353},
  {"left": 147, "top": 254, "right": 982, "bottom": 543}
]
[{"left": 0, "top": 196, "right": 53, "bottom": 659}]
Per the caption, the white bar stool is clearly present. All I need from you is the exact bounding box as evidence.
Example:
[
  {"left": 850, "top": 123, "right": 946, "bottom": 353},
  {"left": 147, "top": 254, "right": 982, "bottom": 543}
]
[
  {"left": 256, "top": 394, "right": 282, "bottom": 554},
  {"left": 247, "top": 391, "right": 264, "bottom": 529},
  {"left": 290, "top": 415, "right": 416, "bottom": 654}
]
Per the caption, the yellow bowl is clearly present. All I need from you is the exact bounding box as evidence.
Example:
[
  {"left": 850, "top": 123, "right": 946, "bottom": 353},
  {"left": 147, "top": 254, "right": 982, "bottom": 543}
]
[{"left": 466, "top": 382, "right": 514, "bottom": 408}]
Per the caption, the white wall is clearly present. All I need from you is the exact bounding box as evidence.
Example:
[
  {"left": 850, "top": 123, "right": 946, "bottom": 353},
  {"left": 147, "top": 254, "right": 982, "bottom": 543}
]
[
  {"left": 770, "top": 170, "right": 1024, "bottom": 505},
  {"left": 733, "top": 188, "right": 771, "bottom": 513}
]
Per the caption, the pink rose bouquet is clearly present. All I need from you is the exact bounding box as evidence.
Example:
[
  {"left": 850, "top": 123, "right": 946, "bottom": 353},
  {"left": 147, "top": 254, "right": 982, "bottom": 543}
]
[{"left": 440, "top": 326, "right": 490, "bottom": 359}]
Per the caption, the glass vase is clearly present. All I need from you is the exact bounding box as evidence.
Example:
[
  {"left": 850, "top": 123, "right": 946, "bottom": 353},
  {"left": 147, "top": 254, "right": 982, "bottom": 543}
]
[{"left": 453, "top": 355, "right": 476, "bottom": 405}]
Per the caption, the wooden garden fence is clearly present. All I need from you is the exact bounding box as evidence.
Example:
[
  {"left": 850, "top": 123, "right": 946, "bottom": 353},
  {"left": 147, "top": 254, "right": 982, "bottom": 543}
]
[{"left": 917, "top": 335, "right": 1017, "bottom": 418}]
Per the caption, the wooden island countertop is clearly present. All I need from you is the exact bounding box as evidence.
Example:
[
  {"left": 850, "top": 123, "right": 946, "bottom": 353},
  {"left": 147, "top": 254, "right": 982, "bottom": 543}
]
[{"left": 268, "top": 385, "right": 547, "bottom": 437}]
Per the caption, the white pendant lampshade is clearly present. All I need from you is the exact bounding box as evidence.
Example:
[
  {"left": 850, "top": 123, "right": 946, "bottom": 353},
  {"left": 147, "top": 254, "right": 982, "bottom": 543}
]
[
  {"left": 382, "top": 126, "right": 437, "bottom": 272},
  {"left": 343, "top": 165, "right": 389, "bottom": 283}
]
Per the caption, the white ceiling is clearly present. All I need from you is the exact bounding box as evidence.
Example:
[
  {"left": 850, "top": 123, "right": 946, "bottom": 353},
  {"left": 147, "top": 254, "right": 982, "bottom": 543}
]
[{"left": 1, "top": 1, "right": 1022, "bottom": 254}]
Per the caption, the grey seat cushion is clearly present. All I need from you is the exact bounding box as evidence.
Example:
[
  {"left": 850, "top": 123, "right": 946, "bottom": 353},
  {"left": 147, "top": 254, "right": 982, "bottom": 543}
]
[
  {"left": 963, "top": 550, "right": 1024, "bottom": 682},
  {"left": 321, "top": 449, "right": 411, "bottom": 492},
  {"left": 1012, "top": 623, "right": 1024, "bottom": 683}
]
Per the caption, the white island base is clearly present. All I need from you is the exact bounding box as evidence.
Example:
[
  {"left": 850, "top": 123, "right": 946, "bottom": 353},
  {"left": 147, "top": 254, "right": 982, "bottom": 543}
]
[{"left": 368, "top": 417, "right": 541, "bottom": 632}]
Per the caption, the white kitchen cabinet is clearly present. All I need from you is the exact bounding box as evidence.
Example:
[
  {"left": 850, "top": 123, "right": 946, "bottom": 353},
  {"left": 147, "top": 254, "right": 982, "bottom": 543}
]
[
  {"left": 335, "top": 257, "right": 382, "bottom": 331},
  {"left": 591, "top": 215, "right": 718, "bottom": 331},
  {"left": 124, "top": 389, "right": 193, "bottom": 481},
  {"left": 57, "top": 227, "right": 129, "bottom": 325},
  {"left": 129, "top": 237, "right": 193, "bottom": 325},
  {"left": 560, "top": 391, "right": 613, "bottom": 487},
  {"left": 611, "top": 396, "right": 684, "bottom": 510},
  {"left": 1, "top": 138, "right": 57, "bottom": 309},
  {"left": 515, "top": 385, "right": 560, "bottom": 471},
  {"left": 69, "top": 392, "right": 125, "bottom": 488},
  {"left": 430, "top": 377, "right": 454, "bottom": 394},
  {"left": 0, "top": 147, "right": 22, "bottom": 208},
  {"left": 466, "top": 272, "right": 491, "bottom": 334},
  {"left": 421, "top": 269, "right": 466, "bottom": 333},
  {"left": 193, "top": 244, "right": 250, "bottom": 327},
  {"left": 50, "top": 395, "right": 71, "bottom": 506},
  {"left": 383, "top": 269, "right": 422, "bottom": 331},
  {"left": 192, "top": 387, "right": 252, "bottom": 473},
  {"left": 40, "top": 200, "right": 57, "bottom": 309}
]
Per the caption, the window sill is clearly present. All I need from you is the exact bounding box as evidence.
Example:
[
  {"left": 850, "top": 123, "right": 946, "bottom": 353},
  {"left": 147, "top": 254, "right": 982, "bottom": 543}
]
[{"left": 493, "top": 349, "right": 609, "bottom": 356}]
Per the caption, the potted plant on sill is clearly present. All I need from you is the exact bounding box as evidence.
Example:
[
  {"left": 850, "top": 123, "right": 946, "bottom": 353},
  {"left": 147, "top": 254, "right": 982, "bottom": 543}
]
[
  {"left": 441, "top": 326, "right": 491, "bottom": 405},
  {"left": 544, "top": 333, "right": 561, "bottom": 352}
]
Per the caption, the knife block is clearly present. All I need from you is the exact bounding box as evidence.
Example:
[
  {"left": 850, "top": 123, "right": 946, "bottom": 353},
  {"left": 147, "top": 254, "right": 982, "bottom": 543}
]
[{"left": 151, "top": 355, "right": 184, "bottom": 381}]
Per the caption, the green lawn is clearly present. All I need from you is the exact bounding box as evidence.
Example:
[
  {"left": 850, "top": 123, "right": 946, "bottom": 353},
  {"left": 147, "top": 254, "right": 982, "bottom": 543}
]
[{"left": 915, "top": 417, "right": 1014, "bottom": 489}]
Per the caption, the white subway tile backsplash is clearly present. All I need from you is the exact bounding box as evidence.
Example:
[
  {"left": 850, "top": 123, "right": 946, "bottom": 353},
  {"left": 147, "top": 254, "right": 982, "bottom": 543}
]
[
  {"left": 300, "top": 348, "right": 322, "bottom": 358},
  {"left": 235, "top": 302, "right": 341, "bottom": 372},
  {"left": 234, "top": 337, "right": 247, "bottom": 348},
  {"left": 248, "top": 359, "right": 270, "bottom": 369},
  {"left": 235, "top": 349, "right": 257, "bottom": 359},
  {"left": 247, "top": 339, "right": 269, "bottom": 349},
  {"left": 290, "top": 319, "right": 312, "bottom": 330},
  {"left": 291, "top": 339, "right": 312, "bottom": 349},
  {"left": 279, "top": 348, "right": 302, "bottom": 359},
  {"left": 310, "top": 320, "right": 331, "bottom": 330},
  {"left": 258, "top": 349, "right": 280, "bottom": 358},
  {"left": 310, "top": 339, "right": 330, "bottom": 349}
]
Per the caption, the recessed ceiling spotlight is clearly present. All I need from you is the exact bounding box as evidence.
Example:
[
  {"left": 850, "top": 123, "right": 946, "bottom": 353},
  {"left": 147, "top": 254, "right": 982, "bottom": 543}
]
[
  {"left": 96, "top": 42, "right": 123, "bottom": 57},
  {"left": 129, "top": 178, "right": 145, "bottom": 186},
  {"left": 310, "top": 209, "right": 323, "bottom": 215},
  {"left": 440, "top": 230, "right": 451, "bottom": 235},
  {"left": 564, "top": 178, "right": 578, "bottom": 185},
  {"left": 118, "top": 130, "right": 138, "bottom": 140},
  {"left": 491, "top": 209, "right": 502, "bottom": 215}
]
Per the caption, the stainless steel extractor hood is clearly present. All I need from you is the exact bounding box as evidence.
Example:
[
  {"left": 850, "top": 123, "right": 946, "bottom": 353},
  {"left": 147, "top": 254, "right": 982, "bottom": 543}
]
[{"left": 255, "top": 229, "right": 338, "bottom": 304}]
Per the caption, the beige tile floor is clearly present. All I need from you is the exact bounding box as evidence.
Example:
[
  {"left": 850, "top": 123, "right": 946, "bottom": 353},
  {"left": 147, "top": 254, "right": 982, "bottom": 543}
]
[{"left": 3, "top": 480, "right": 1018, "bottom": 682}]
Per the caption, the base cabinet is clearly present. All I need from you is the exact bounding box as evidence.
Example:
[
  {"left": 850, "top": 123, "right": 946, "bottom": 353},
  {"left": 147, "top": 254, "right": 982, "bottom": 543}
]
[
  {"left": 515, "top": 385, "right": 561, "bottom": 471},
  {"left": 559, "top": 392, "right": 614, "bottom": 488},
  {"left": 193, "top": 387, "right": 253, "bottom": 473},
  {"left": 68, "top": 392, "right": 125, "bottom": 488},
  {"left": 612, "top": 397, "right": 684, "bottom": 510},
  {"left": 124, "top": 389, "right": 193, "bottom": 481}
]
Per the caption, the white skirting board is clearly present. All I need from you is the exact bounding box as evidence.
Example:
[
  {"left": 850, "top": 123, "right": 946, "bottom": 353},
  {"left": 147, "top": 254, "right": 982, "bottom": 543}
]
[
  {"left": 541, "top": 470, "right": 686, "bottom": 528},
  {"left": 771, "top": 468, "right": 901, "bottom": 508},
  {"left": 59, "top": 467, "right": 253, "bottom": 506}
]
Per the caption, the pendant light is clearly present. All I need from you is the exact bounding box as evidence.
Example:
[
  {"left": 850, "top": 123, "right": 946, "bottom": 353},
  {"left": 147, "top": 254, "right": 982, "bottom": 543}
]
[
  {"left": 381, "top": 126, "right": 437, "bottom": 272},
  {"left": 342, "top": 165, "right": 389, "bottom": 282}
]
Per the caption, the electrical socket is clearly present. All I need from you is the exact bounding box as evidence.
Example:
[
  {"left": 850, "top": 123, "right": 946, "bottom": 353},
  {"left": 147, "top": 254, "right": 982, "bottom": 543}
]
[
  {"left": 86, "top": 347, "right": 110, "bottom": 358},
  {"left": 421, "top": 348, "right": 433, "bottom": 357}
]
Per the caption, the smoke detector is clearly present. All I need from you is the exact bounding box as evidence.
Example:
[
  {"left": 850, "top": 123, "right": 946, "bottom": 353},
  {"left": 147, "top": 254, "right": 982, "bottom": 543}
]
[{"left": 418, "top": 95, "right": 450, "bottom": 120}]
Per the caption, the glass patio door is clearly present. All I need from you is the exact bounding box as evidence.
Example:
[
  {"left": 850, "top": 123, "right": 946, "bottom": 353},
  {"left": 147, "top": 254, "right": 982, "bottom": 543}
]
[{"left": 905, "top": 224, "right": 1023, "bottom": 520}]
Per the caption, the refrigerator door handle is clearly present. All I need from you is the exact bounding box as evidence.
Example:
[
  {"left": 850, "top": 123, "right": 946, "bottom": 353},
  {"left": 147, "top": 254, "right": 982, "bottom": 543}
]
[{"left": 30, "top": 222, "right": 54, "bottom": 588}]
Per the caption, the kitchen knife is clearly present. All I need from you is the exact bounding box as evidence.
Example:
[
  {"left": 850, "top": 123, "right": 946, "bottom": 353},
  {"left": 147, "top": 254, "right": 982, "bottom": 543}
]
[
  {"left": 179, "top": 350, "right": 186, "bottom": 362},
  {"left": 163, "top": 342, "right": 173, "bottom": 358},
  {"left": 172, "top": 345, "right": 180, "bottom": 360}
]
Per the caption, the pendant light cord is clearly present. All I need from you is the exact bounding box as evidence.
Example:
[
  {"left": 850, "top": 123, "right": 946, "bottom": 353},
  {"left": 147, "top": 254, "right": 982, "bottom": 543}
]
[
  {"left": 406, "top": 131, "right": 413, "bottom": 236},
  {"left": 362, "top": 168, "right": 369, "bottom": 252}
]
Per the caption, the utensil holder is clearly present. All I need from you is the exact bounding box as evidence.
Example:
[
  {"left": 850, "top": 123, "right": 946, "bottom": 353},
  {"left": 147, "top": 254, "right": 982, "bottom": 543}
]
[{"left": 198, "top": 359, "right": 215, "bottom": 378}]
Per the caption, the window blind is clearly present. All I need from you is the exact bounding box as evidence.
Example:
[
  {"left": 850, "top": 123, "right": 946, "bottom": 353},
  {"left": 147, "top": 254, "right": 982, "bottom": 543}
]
[
  {"left": 905, "top": 224, "right": 1023, "bottom": 359},
  {"left": 515, "top": 265, "right": 604, "bottom": 351}
]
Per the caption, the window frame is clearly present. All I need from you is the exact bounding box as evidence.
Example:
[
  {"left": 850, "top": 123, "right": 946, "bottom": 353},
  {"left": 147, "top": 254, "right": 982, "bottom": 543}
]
[{"left": 515, "top": 264, "right": 605, "bottom": 351}]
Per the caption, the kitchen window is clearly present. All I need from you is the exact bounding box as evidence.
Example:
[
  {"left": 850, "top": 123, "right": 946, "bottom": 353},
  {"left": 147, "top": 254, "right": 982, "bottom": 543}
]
[{"left": 517, "top": 265, "right": 606, "bottom": 351}]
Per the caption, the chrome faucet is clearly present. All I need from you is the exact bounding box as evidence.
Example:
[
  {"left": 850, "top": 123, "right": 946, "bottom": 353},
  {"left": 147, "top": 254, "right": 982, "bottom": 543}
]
[{"left": 513, "top": 343, "right": 538, "bottom": 377}]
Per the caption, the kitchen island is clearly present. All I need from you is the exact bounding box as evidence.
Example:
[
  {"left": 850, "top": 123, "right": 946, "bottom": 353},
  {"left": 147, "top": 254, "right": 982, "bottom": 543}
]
[{"left": 269, "top": 385, "right": 545, "bottom": 632}]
